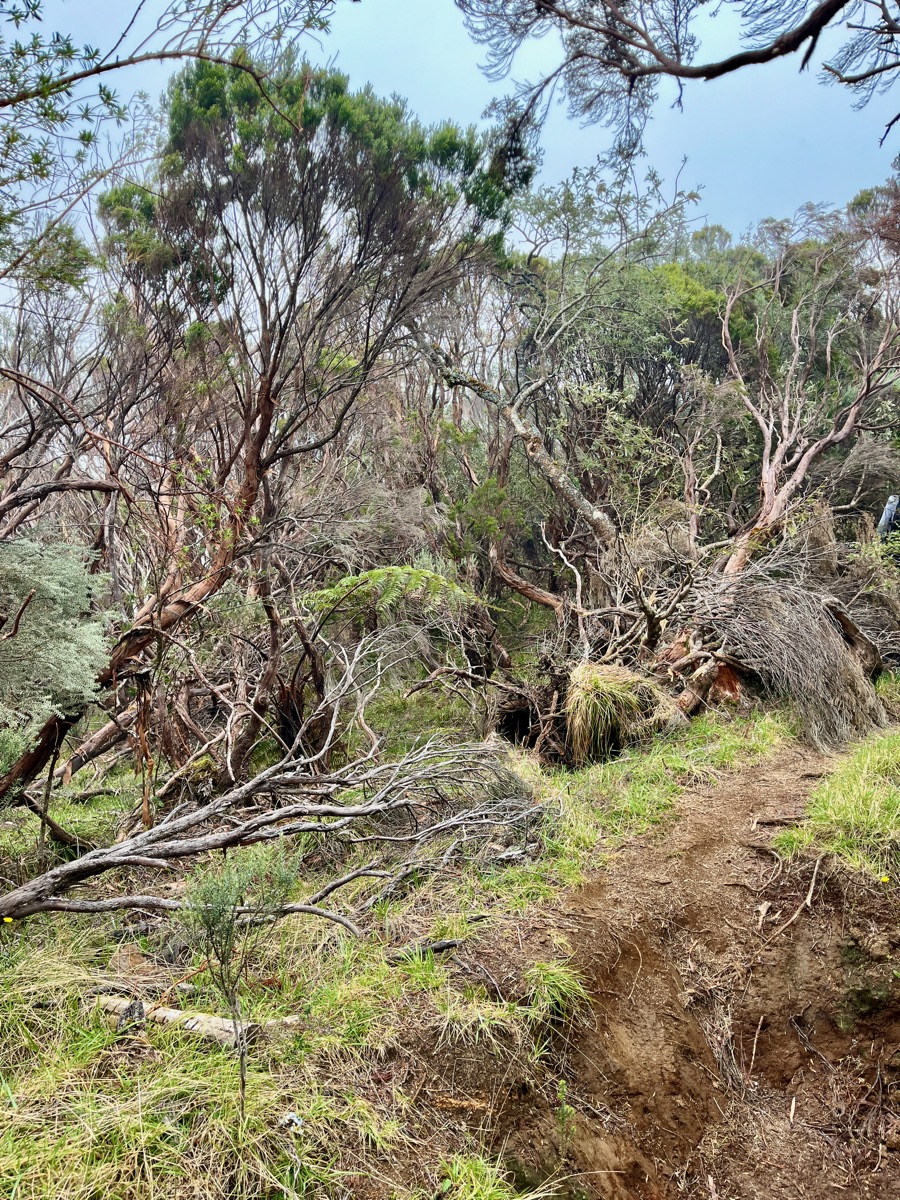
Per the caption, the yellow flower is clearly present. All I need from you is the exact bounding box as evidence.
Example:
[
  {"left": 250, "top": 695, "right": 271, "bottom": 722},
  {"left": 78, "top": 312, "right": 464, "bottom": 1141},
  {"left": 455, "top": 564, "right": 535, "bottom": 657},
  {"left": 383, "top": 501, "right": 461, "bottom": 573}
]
[
  {"left": 2, "top": 917, "right": 12, "bottom": 923},
  {"left": 881, "top": 876, "right": 891, "bottom": 883}
]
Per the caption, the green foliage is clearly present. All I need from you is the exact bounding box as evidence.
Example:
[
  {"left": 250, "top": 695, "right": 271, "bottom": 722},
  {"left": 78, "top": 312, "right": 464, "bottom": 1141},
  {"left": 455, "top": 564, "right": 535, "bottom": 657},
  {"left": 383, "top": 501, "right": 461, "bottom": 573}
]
[
  {"left": 18, "top": 221, "right": 97, "bottom": 292},
  {"left": 652, "top": 239, "right": 762, "bottom": 362},
  {"left": 305, "top": 565, "right": 476, "bottom": 623},
  {"left": 0, "top": 540, "right": 106, "bottom": 734},
  {"left": 101, "top": 57, "right": 528, "bottom": 283},
  {"left": 0, "top": 1, "right": 334, "bottom": 282},
  {"left": 180, "top": 841, "right": 299, "bottom": 1116},
  {"left": 775, "top": 728, "right": 900, "bottom": 878},
  {"left": 0, "top": 728, "right": 26, "bottom": 778},
  {"left": 657, "top": 261, "right": 721, "bottom": 325},
  {"left": 0, "top": 5, "right": 121, "bottom": 277},
  {"left": 554, "top": 1079, "right": 577, "bottom": 1145},
  {"left": 180, "top": 842, "right": 298, "bottom": 995},
  {"left": 523, "top": 959, "right": 589, "bottom": 1021},
  {"left": 163, "top": 56, "right": 529, "bottom": 218},
  {"left": 96, "top": 182, "right": 176, "bottom": 279},
  {"left": 447, "top": 476, "right": 515, "bottom": 551},
  {"left": 363, "top": 686, "right": 474, "bottom": 758}
]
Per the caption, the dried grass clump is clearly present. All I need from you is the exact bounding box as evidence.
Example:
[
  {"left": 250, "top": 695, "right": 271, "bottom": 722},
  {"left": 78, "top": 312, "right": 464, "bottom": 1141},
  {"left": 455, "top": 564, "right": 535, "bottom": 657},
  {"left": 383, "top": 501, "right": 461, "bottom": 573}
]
[
  {"left": 692, "top": 574, "right": 886, "bottom": 747},
  {"left": 566, "top": 663, "right": 678, "bottom": 766}
]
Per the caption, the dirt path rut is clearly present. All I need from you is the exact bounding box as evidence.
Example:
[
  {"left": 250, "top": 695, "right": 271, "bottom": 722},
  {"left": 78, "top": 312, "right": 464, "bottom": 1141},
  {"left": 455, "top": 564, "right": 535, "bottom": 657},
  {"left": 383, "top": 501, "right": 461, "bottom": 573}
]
[{"left": 497, "top": 743, "right": 900, "bottom": 1200}]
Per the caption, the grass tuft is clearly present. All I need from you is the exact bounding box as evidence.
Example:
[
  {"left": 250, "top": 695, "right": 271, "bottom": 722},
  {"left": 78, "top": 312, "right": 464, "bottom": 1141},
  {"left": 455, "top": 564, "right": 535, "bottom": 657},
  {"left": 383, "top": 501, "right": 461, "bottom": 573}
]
[
  {"left": 565, "top": 662, "right": 676, "bottom": 766},
  {"left": 523, "top": 960, "right": 589, "bottom": 1022},
  {"left": 438, "top": 1153, "right": 557, "bottom": 1200},
  {"left": 775, "top": 727, "right": 900, "bottom": 878}
]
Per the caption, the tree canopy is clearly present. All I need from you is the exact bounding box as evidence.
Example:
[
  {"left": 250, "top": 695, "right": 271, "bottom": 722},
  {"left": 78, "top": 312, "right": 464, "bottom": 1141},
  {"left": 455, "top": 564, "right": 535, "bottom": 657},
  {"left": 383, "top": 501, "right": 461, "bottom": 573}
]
[{"left": 456, "top": 0, "right": 900, "bottom": 147}]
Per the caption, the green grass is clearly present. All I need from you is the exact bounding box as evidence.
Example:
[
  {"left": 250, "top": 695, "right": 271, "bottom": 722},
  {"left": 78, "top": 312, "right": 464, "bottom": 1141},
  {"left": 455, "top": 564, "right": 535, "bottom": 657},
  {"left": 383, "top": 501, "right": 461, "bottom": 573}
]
[
  {"left": 775, "top": 727, "right": 900, "bottom": 878},
  {"left": 0, "top": 1045, "right": 333, "bottom": 1200},
  {"left": 0, "top": 767, "right": 137, "bottom": 888},
  {"left": 0, "top": 706, "right": 791, "bottom": 1197},
  {"left": 457, "top": 710, "right": 789, "bottom": 914},
  {"left": 438, "top": 1153, "right": 557, "bottom": 1200},
  {"left": 435, "top": 991, "right": 525, "bottom": 1051},
  {"left": 876, "top": 670, "right": 900, "bottom": 721},
  {"left": 0, "top": 925, "right": 413, "bottom": 1199},
  {"left": 0, "top": 919, "right": 547, "bottom": 1199}
]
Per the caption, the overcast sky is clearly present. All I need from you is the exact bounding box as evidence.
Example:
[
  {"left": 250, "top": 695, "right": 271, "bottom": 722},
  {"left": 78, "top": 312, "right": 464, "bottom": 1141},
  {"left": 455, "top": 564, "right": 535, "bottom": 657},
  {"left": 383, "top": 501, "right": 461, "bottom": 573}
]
[{"left": 48, "top": 0, "right": 900, "bottom": 232}]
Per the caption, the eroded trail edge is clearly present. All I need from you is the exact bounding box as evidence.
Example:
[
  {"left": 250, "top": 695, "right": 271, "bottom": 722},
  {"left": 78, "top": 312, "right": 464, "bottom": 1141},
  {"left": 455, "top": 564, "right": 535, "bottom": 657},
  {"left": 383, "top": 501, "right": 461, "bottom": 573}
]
[{"left": 484, "top": 743, "right": 900, "bottom": 1199}]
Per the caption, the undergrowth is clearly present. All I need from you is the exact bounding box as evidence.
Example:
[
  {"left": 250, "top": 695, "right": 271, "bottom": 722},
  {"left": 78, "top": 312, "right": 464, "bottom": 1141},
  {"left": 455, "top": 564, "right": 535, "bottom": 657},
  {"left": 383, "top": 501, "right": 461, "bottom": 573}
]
[{"left": 0, "top": 706, "right": 790, "bottom": 1198}]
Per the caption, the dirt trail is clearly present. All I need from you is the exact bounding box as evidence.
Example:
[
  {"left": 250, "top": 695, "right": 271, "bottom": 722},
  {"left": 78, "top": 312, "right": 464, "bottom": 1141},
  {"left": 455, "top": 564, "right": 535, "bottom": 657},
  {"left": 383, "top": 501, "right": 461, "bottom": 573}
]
[{"left": 494, "top": 743, "right": 900, "bottom": 1199}]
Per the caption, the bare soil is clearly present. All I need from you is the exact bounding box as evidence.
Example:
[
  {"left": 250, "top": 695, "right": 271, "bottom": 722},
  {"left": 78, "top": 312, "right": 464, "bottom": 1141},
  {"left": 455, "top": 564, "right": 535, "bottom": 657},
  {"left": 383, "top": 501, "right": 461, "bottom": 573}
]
[{"left": 477, "top": 743, "right": 900, "bottom": 1200}]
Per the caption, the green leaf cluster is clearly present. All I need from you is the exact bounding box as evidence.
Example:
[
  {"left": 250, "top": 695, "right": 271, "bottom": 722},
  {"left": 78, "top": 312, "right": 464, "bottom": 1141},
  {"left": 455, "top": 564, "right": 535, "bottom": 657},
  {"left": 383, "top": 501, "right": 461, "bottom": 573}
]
[
  {"left": 0, "top": 540, "right": 106, "bottom": 731},
  {"left": 304, "top": 565, "right": 476, "bottom": 623}
]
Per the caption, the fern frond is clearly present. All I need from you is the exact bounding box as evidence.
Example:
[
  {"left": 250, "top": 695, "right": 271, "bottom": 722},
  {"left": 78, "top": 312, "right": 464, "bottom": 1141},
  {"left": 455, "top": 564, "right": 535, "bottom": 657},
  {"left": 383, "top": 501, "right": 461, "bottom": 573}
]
[{"left": 304, "top": 566, "right": 477, "bottom": 624}]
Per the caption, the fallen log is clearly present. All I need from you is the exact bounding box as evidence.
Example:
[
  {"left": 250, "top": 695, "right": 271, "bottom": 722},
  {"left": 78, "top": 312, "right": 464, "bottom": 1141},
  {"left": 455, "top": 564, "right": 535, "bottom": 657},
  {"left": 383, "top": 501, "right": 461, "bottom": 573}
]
[{"left": 95, "top": 994, "right": 259, "bottom": 1049}]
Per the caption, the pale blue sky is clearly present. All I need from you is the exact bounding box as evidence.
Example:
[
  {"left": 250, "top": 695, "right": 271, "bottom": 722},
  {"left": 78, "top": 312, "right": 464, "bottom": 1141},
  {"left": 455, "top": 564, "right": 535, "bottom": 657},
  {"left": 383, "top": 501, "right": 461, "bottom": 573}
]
[{"left": 47, "top": 0, "right": 900, "bottom": 231}]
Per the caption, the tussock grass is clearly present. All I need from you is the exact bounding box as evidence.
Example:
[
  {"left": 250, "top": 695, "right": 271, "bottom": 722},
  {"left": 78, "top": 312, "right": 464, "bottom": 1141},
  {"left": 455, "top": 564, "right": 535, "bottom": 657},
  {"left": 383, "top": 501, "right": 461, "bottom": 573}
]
[
  {"left": 565, "top": 662, "right": 677, "bottom": 766},
  {"left": 523, "top": 960, "right": 589, "bottom": 1022},
  {"left": 776, "top": 727, "right": 900, "bottom": 878}
]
